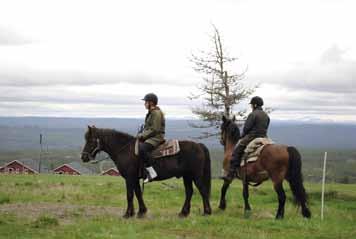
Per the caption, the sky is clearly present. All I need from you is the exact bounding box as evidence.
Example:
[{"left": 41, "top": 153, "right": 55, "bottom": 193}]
[{"left": 0, "top": 0, "right": 355, "bottom": 123}]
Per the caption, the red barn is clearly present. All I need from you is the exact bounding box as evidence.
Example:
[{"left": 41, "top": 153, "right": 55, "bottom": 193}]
[
  {"left": 101, "top": 168, "right": 120, "bottom": 176},
  {"left": 53, "top": 162, "right": 92, "bottom": 175},
  {"left": 0, "top": 160, "right": 38, "bottom": 174},
  {"left": 53, "top": 164, "right": 80, "bottom": 175}
]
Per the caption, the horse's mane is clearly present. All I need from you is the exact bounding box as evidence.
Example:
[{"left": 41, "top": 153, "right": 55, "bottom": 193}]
[
  {"left": 224, "top": 120, "right": 240, "bottom": 143},
  {"left": 93, "top": 128, "right": 135, "bottom": 145}
]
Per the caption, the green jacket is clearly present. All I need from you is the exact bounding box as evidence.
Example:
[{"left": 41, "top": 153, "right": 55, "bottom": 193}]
[{"left": 139, "top": 106, "right": 165, "bottom": 147}]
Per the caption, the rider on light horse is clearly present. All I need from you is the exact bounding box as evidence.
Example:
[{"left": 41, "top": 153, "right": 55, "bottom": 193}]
[{"left": 222, "top": 96, "right": 270, "bottom": 183}]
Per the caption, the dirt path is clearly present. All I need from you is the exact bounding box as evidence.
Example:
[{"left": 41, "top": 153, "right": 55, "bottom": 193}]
[{"left": 0, "top": 202, "right": 123, "bottom": 222}]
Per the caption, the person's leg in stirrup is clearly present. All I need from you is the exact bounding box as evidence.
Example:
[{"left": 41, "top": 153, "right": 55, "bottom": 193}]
[
  {"left": 222, "top": 144, "right": 245, "bottom": 183},
  {"left": 139, "top": 143, "right": 157, "bottom": 183}
]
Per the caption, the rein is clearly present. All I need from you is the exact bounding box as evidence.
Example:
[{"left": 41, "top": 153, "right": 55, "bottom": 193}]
[{"left": 89, "top": 138, "right": 136, "bottom": 164}]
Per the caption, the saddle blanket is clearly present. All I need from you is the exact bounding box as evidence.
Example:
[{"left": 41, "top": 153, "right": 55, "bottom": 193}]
[
  {"left": 135, "top": 139, "right": 180, "bottom": 159},
  {"left": 240, "top": 137, "right": 274, "bottom": 166}
]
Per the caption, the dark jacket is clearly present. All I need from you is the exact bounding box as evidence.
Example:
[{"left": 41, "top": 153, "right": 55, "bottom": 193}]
[
  {"left": 242, "top": 107, "right": 270, "bottom": 137},
  {"left": 139, "top": 106, "right": 165, "bottom": 147}
]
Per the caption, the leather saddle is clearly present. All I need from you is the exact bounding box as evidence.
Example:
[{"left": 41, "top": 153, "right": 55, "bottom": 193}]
[
  {"left": 240, "top": 137, "right": 274, "bottom": 166},
  {"left": 135, "top": 139, "right": 180, "bottom": 159}
]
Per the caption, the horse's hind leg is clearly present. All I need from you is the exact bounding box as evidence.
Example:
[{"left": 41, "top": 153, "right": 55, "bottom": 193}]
[
  {"left": 219, "top": 181, "right": 230, "bottom": 210},
  {"left": 134, "top": 180, "right": 147, "bottom": 218},
  {"left": 243, "top": 180, "right": 252, "bottom": 217},
  {"left": 193, "top": 178, "right": 212, "bottom": 215},
  {"left": 273, "top": 182, "right": 286, "bottom": 219}
]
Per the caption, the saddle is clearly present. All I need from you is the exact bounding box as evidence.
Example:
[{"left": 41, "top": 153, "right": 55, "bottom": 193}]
[
  {"left": 240, "top": 137, "right": 274, "bottom": 166},
  {"left": 135, "top": 139, "right": 180, "bottom": 159}
]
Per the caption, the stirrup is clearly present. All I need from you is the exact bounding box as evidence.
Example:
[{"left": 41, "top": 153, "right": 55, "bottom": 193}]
[
  {"left": 221, "top": 168, "right": 237, "bottom": 182},
  {"left": 144, "top": 167, "right": 157, "bottom": 183}
]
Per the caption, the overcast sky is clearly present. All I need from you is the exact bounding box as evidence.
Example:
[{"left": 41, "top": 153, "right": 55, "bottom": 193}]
[{"left": 0, "top": 0, "right": 355, "bottom": 123}]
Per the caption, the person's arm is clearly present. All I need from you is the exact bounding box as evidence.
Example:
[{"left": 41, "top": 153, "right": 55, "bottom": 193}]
[
  {"left": 242, "top": 113, "right": 255, "bottom": 137},
  {"left": 139, "top": 111, "right": 162, "bottom": 140}
]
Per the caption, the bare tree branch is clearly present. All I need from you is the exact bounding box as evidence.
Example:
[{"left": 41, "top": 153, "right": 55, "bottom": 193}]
[{"left": 189, "top": 25, "right": 257, "bottom": 139}]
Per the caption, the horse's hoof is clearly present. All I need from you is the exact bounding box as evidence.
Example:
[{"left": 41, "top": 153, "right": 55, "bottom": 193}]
[
  {"left": 218, "top": 202, "right": 226, "bottom": 210},
  {"left": 178, "top": 212, "right": 189, "bottom": 218},
  {"left": 275, "top": 215, "right": 284, "bottom": 220},
  {"left": 203, "top": 211, "right": 212, "bottom": 216},
  {"left": 137, "top": 209, "right": 147, "bottom": 218},
  {"left": 137, "top": 213, "right": 146, "bottom": 219},
  {"left": 123, "top": 212, "right": 135, "bottom": 219},
  {"left": 244, "top": 210, "right": 251, "bottom": 219},
  {"left": 302, "top": 208, "right": 311, "bottom": 218}
]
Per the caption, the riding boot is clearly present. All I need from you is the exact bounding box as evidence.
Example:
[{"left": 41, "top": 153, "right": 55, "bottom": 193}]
[
  {"left": 144, "top": 166, "right": 157, "bottom": 183},
  {"left": 222, "top": 145, "right": 245, "bottom": 183},
  {"left": 144, "top": 155, "right": 157, "bottom": 183}
]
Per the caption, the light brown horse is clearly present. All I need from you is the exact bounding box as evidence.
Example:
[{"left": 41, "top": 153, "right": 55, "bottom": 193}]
[{"left": 219, "top": 116, "right": 311, "bottom": 219}]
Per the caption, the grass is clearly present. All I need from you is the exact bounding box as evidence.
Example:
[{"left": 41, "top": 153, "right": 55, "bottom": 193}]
[
  {"left": 31, "top": 215, "right": 59, "bottom": 228},
  {"left": 0, "top": 174, "right": 355, "bottom": 239},
  {"left": 0, "top": 194, "right": 10, "bottom": 205}
]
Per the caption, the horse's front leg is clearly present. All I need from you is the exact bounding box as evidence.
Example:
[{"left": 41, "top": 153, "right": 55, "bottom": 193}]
[
  {"left": 219, "top": 180, "right": 231, "bottom": 210},
  {"left": 179, "top": 176, "right": 193, "bottom": 217},
  {"left": 123, "top": 178, "right": 135, "bottom": 218},
  {"left": 243, "top": 180, "right": 252, "bottom": 218},
  {"left": 134, "top": 180, "right": 147, "bottom": 218}
]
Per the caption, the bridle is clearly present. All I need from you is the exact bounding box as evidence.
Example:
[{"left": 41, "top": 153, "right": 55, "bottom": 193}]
[
  {"left": 220, "top": 128, "right": 227, "bottom": 146},
  {"left": 82, "top": 137, "right": 136, "bottom": 163},
  {"left": 81, "top": 138, "right": 102, "bottom": 162}
]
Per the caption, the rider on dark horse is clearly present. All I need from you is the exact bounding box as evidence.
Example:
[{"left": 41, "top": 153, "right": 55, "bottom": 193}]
[
  {"left": 137, "top": 93, "right": 166, "bottom": 183},
  {"left": 223, "top": 96, "right": 270, "bottom": 183}
]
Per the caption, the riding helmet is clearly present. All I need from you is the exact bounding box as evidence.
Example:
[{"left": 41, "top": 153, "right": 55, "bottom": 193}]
[
  {"left": 142, "top": 93, "right": 158, "bottom": 105},
  {"left": 249, "top": 96, "right": 264, "bottom": 107}
]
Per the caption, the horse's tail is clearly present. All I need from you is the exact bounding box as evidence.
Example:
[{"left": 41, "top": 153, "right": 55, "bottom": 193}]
[
  {"left": 287, "top": 146, "right": 311, "bottom": 218},
  {"left": 199, "top": 143, "right": 211, "bottom": 198}
]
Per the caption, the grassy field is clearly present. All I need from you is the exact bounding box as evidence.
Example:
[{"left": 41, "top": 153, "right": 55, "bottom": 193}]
[
  {"left": 2, "top": 148, "right": 356, "bottom": 183},
  {"left": 0, "top": 174, "right": 355, "bottom": 239}
]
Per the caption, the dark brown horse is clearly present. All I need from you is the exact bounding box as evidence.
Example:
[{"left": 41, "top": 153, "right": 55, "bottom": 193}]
[
  {"left": 81, "top": 126, "right": 212, "bottom": 218},
  {"left": 219, "top": 116, "right": 311, "bottom": 219}
]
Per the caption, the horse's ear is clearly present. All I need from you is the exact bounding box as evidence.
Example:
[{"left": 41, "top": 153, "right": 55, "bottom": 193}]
[
  {"left": 232, "top": 115, "right": 236, "bottom": 122},
  {"left": 222, "top": 115, "right": 227, "bottom": 123},
  {"left": 87, "top": 125, "right": 92, "bottom": 136}
]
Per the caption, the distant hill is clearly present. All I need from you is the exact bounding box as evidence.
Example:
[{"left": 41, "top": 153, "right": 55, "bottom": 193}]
[{"left": 0, "top": 116, "right": 356, "bottom": 150}]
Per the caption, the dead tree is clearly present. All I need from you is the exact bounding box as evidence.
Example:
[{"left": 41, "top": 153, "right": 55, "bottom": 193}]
[{"left": 189, "top": 25, "right": 257, "bottom": 138}]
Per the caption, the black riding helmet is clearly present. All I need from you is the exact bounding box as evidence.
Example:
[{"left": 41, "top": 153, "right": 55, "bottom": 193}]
[
  {"left": 249, "top": 96, "right": 264, "bottom": 107},
  {"left": 142, "top": 93, "right": 158, "bottom": 105}
]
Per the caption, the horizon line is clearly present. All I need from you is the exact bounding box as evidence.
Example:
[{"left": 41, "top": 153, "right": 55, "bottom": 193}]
[{"left": 0, "top": 115, "right": 356, "bottom": 125}]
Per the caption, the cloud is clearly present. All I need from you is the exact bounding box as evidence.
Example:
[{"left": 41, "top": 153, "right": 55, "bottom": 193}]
[
  {"left": 251, "top": 45, "right": 356, "bottom": 122},
  {"left": 260, "top": 45, "right": 356, "bottom": 94},
  {"left": 0, "top": 67, "right": 194, "bottom": 87},
  {"left": 0, "top": 84, "right": 192, "bottom": 106},
  {"left": 0, "top": 26, "right": 32, "bottom": 45},
  {"left": 0, "top": 65, "right": 196, "bottom": 118},
  {"left": 0, "top": 98, "right": 193, "bottom": 118}
]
